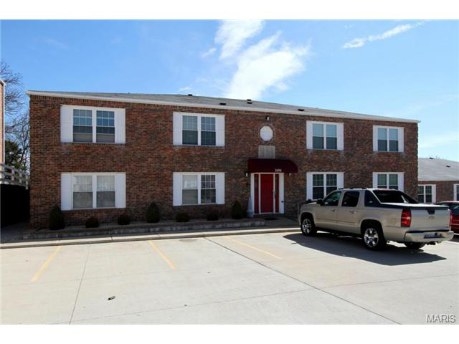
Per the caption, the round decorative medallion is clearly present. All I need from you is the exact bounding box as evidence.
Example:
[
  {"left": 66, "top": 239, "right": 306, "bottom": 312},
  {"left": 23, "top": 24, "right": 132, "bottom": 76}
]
[{"left": 260, "top": 126, "right": 273, "bottom": 142}]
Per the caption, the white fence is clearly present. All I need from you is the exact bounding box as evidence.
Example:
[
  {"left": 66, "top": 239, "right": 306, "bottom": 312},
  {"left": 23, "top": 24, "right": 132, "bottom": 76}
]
[{"left": 0, "top": 163, "right": 29, "bottom": 189}]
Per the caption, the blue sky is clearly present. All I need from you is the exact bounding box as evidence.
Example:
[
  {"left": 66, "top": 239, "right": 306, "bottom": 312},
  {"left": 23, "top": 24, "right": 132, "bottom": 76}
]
[{"left": 1, "top": 8, "right": 458, "bottom": 161}]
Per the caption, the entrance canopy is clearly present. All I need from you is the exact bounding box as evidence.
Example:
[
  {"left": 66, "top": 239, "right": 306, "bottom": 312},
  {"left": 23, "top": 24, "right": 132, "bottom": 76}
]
[{"left": 247, "top": 158, "right": 298, "bottom": 173}]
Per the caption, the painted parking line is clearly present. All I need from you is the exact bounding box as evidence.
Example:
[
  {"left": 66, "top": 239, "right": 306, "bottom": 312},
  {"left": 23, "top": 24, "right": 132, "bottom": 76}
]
[
  {"left": 31, "top": 246, "right": 62, "bottom": 282},
  {"left": 148, "top": 241, "right": 176, "bottom": 270},
  {"left": 225, "top": 237, "right": 282, "bottom": 259}
]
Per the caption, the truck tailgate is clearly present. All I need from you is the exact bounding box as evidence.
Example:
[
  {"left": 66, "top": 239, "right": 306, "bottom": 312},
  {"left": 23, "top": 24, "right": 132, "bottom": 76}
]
[{"left": 389, "top": 203, "right": 450, "bottom": 230}]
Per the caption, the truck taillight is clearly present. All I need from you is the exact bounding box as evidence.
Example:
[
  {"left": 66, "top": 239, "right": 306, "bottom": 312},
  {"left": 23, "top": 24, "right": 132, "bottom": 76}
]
[{"left": 401, "top": 208, "right": 412, "bottom": 227}]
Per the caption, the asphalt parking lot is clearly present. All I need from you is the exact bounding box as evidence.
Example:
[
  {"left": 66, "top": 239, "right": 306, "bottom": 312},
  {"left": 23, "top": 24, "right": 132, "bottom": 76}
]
[{"left": 1, "top": 230, "right": 458, "bottom": 325}]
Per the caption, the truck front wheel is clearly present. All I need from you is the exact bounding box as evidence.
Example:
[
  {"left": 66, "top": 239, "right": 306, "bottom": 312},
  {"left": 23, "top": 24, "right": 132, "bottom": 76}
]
[
  {"left": 301, "top": 216, "right": 317, "bottom": 236},
  {"left": 362, "top": 223, "right": 387, "bottom": 250}
]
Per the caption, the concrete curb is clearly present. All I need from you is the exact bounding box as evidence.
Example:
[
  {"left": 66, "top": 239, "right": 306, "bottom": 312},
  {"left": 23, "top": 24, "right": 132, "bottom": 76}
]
[{"left": 1, "top": 218, "right": 299, "bottom": 249}]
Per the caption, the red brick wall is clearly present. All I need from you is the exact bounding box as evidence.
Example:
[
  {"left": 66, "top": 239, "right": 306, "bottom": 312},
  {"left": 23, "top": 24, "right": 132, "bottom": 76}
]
[
  {"left": 29, "top": 95, "right": 419, "bottom": 228},
  {"left": 419, "top": 180, "right": 459, "bottom": 202}
]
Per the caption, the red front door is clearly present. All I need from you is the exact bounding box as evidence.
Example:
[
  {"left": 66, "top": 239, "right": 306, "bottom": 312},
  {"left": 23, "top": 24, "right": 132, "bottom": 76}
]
[{"left": 254, "top": 174, "right": 279, "bottom": 214}]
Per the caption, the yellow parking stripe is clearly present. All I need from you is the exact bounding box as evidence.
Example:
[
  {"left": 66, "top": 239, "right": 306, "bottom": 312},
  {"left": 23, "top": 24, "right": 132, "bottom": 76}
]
[
  {"left": 148, "top": 241, "right": 176, "bottom": 270},
  {"left": 226, "top": 237, "right": 282, "bottom": 259},
  {"left": 31, "top": 246, "right": 62, "bottom": 282}
]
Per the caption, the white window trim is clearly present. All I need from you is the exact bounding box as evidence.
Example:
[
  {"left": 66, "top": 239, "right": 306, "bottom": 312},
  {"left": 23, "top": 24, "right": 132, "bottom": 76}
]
[
  {"left": 418, "top": 184, "right": 436, "bottom": 203},
  {"left": 61, "top": 172, "right": 126, "bottom": 210},
  {"left": 306, "top": 172, "right": 344, "bottom": 200},
  {"left": 61, "top": 105, "right": 126, "bottom": 144},
  {"left": 173, "top": 112, "right": 225, "bottom": 147},
  {"left": 454, "top": 184, "right": 459, "bottom": 201},
  {"left": 173, "top": 172, "right": 225, "bottom": 206},
  {"left": 372, "top": 172, "right": 404, "bottom": 191},
  {"left": 306, "top": 121, "right": 344, "bottom": 150},
  {"left": 373, "top": 126, "right": 404, "bottom": 152}
]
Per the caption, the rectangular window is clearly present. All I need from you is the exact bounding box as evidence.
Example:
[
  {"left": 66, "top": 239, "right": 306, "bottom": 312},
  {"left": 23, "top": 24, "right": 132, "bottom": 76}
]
[
  {"left": 173, "top": 112, "right": 225, "bottom": 147},
  {"left": 62, "top": 105, "right": 125, "bottom": 144},
  {"left": 73, "top": 109, "right": 93, "bottom": 142},
  {"left": 201, "top": 117, "right": 216, "bottom": 146},
  {"left": 373, "top": 172, "right": 404, "bottom": 190},
  {"left": 96, "top": 111, "right": 115, "bottom": 143},
  {"left": 455, "top": 184, "right": 459, "bottom": 201},
  {"left": 374, "top": 126, "right": 404, "bottom": 152},
  {"left": 182, "top": 175, "right": 199, "bottom": 205},
  {"left": 62, "top": 173, "right": 126, "bottom": 210},
  {"left": 307, "top": 121, "right": 343, "bottom": 150},
  {"left": 173, "top": 172, "right": 225, "bottom": 206},
  {"left": 182, "top": 115, "right": 198, "bottom": 145},
  {"left": 97, "top": 175, "right": 115, "bottom": 208},
  {"left": 73, "top": 175, "right": 93, "bottom": 209},
  {"left": 201, "top": 174, "right": 216, "bottom": 204},
  {"left": 307, "top": 172, "right": 344, "bottom": 200},
  {"left": 418, "top": 184, "right": 435, "bottom": 203}
]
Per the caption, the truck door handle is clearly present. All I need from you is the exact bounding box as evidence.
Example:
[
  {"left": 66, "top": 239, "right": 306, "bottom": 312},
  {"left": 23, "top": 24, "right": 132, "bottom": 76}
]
[{"left": 349, "top": 210, "right": 356, "bottom": 214}]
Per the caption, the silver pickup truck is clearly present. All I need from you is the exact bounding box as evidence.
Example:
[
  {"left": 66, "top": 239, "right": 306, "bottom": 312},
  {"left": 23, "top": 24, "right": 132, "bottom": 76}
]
[{"left": 298, "top": 188, "right": 454, "bottom": 250}]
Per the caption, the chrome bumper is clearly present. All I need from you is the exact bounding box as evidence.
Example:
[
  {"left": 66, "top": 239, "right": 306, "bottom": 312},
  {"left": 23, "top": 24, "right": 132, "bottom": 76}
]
[{"left": 404, "top": 230, "right": 454, "bottom": 243}]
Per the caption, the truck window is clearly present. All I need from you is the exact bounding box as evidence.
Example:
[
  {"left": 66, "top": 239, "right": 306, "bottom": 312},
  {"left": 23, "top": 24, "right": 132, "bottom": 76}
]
[
  {"left": 373, "top": 190, "right": 418, "bottom": 204},
  {"left": 342, "top": 191, "right": 360, "bottom": 207},
  {"left": 365, "top": 191, "right": 380, "bottom": 207},
  {"left": 323, "top": 191, "right": 342, "bottom": 206}
]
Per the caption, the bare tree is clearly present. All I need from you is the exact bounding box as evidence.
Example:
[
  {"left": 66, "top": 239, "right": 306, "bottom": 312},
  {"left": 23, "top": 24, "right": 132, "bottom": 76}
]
[
  {"left": 1, "top": 61, "right": 29, "bottom": 171},
  {"left": 1, "top": 61, "right": 25, "bottom": 119}
]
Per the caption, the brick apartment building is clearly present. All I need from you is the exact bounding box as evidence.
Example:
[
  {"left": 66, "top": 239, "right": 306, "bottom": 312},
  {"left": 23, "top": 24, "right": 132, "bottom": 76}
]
[{"left": 28, "top": 91, "right": 419, "bottom": 228}]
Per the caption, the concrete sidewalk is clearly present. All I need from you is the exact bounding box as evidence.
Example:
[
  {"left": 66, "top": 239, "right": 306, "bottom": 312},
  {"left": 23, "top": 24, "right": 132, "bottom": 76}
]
[{"left": 0, "top": 216, "right": 299, "bottom": 249}]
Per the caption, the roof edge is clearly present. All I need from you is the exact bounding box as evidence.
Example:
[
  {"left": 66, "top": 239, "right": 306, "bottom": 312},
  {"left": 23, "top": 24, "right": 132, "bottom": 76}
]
[{"left": 27, "top": 90, "right": 420, "bottom": 123}]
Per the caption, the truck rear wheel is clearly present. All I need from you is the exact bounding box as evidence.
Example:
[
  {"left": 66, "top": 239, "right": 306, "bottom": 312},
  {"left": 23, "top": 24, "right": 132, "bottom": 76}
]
[
  {"left": 301, "top": 216, "right": 317, "bottom": 236},
  {"left": 362, "top": 223, "right": 387, "bottom": 250}
]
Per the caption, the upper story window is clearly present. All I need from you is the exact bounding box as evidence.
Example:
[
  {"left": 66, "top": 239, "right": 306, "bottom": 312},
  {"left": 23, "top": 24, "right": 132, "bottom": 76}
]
[
  {"left": 373, "top": 126, "right": 404, "bottom": 152},
  {"left": 306, "top": 121, "right": 344, "bottom": 150},
  {"left": 61, "top": 105, "right": 125, "bottom": 144},
  {"left": 173, "top": 112, "right": 225, "bottom": 147}
]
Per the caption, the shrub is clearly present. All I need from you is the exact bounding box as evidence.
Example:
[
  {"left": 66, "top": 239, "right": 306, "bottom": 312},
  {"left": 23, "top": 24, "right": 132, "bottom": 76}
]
[
  {"left": 117, "top": 213, "right": 131, "bottom": 225},
  {"left": 49, "top": 205, "right": 65, "bottom": 230},
  {"left": 206, "top": 210, "right": 219, "bottom": 221},
  {"left": 231, "top": 200, "right": 244, "bottom": 219},
  {"left": 176, "top": 212, "right": 190, "bottom": 222},
  {"left": 146, "top": 202, "right": 160, "bottom": 223},
  {"left": 85, "top": 216, "right": 99, "bottom": 228}
]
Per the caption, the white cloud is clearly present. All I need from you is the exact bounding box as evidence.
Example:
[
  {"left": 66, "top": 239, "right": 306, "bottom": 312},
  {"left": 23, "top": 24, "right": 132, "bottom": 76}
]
[
  {"left": 215, "top": 20, "right": 264, "bottom": 60},
  {"left": 343, "top": 22, "right": 423, "bottom": 49},
  {"left": 208, "top": 20, "right": 310, "bottom": 100},
  {"left": 225, "top": 33, "right": 309, "bottom": 99}
]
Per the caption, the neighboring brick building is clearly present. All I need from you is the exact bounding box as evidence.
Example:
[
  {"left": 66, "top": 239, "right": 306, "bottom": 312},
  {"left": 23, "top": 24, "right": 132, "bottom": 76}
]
[
  {"left": 418, "top": 158, "right": 459, "bottom": 203},
  {"left": 28, "top": 91, "right": 419, "bottom": 228}
]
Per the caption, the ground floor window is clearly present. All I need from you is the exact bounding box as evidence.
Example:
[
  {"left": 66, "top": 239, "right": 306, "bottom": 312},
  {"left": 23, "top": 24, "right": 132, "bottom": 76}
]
[
  {"left": 61, "top": 173, "right": 126, "bottom": 210},
  {"left": 373, "top": 172, "right": 404, "bottom": 190},
  {"left": 306, "top": 172, "right": 344, "bottom": 200},
  {"left": 455, "top": 184, "right": 459, "bottom": 201},
  {"left": 173, "top": 172, "right": 225, "bottom": 206},
  {"left": 418, "top": 184, "right": 436, "bottom": 203}
]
